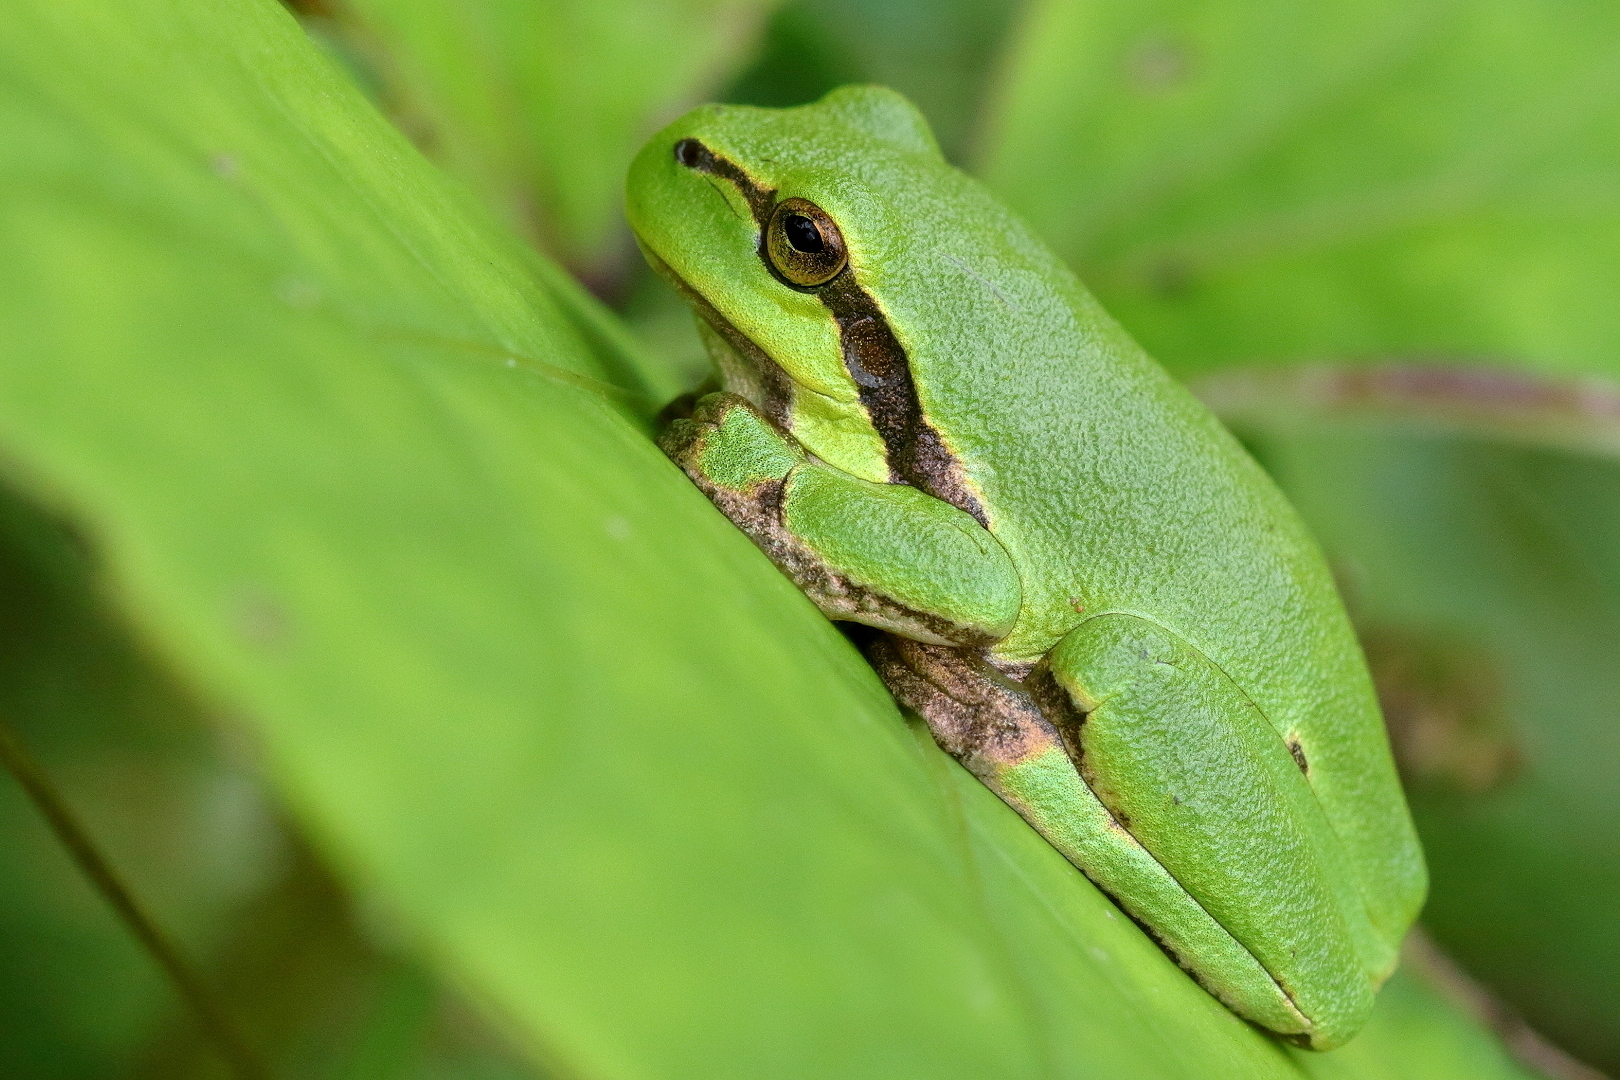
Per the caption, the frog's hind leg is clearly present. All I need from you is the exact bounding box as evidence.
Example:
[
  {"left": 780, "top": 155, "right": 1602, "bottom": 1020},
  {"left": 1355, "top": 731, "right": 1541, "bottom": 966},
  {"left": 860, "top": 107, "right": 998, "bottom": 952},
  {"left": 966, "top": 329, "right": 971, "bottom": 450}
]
[
  {"left": 865, "top": 631, "right": 1311, "bottom": 1041},
  {"left": 864, "top": 634, "right": 1063, "bottom": 792}
]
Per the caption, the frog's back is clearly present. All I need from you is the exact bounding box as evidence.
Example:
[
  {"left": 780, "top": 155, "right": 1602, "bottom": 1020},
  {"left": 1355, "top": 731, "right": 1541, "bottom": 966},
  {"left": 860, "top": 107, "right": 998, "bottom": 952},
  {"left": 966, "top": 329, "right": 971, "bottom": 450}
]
[{"left": 863, "top": 150, "right": 1424, "bottom": 959}]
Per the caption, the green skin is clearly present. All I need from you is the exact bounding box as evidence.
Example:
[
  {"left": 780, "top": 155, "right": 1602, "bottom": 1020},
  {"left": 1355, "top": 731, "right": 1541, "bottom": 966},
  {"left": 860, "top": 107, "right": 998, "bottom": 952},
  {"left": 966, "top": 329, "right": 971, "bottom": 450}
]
[{"left": 627, "top": 86, "right": 1426, "bottom": 1050}]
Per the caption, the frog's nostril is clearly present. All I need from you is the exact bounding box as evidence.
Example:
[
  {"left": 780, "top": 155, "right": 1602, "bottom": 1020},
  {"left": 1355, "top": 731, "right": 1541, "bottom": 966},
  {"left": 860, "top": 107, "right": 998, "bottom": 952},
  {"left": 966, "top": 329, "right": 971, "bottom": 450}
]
[{"left": 673, "top": 138, "right": 707, "bottom": 169}]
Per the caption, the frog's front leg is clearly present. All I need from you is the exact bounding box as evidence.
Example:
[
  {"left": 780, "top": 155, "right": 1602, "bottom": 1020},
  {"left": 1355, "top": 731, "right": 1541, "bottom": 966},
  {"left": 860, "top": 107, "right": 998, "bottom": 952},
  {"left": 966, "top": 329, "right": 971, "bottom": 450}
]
[{"left": 661, "top": 392, "right": 1021, "bottom": 646}]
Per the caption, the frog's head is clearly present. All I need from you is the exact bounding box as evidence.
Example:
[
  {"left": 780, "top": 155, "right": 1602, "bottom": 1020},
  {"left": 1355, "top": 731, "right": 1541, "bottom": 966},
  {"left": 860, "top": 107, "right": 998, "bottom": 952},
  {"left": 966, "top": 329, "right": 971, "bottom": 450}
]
[{"left": 626, "top": 85, "right": 945, "bottom": 485}]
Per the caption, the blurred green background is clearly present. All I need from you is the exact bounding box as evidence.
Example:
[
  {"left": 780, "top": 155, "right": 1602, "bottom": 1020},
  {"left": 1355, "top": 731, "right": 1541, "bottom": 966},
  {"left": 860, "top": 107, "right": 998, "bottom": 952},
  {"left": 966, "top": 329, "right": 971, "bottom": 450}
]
[{"left": 2, "top": 0, "right": 1617, "bottom": 1077}]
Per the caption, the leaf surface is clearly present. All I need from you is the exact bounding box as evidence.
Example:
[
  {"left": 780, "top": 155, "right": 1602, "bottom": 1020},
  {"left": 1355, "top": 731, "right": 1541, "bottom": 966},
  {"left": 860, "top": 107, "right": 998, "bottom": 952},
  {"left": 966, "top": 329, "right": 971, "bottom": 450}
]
[{"left": 330, "top": 0, "right": 780, "bottom": 274}]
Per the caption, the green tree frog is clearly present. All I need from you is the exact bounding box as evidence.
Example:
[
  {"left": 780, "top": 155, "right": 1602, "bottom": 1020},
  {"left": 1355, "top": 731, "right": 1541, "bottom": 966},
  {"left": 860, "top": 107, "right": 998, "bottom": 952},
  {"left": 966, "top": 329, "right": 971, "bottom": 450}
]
[{"left": 626, "top": 85, "right": 1425, "bottom": 1049}]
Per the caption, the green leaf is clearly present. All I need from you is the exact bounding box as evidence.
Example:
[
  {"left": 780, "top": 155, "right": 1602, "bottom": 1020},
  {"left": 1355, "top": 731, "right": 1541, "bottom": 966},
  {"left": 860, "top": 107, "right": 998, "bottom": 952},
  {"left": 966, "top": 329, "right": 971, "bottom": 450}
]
[
  {"left": 0, "top": 494, "right": 543, "bottom": 1078},
  {"left": 327, "top": 0, "right": 781, "bottom": 275},
  {"left": 0, "top": 0, "right": 1544, "bottom": 1075},
  {"left": 981, "top": 0, "right": 1620, "bottom": 380}
]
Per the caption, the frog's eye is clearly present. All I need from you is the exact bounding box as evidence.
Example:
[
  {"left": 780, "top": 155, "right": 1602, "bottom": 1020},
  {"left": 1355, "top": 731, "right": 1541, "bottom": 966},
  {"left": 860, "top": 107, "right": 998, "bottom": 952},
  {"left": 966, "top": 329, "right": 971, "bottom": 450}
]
[{"left": 765, "top": 198, "right": 848, "bottom": 287}]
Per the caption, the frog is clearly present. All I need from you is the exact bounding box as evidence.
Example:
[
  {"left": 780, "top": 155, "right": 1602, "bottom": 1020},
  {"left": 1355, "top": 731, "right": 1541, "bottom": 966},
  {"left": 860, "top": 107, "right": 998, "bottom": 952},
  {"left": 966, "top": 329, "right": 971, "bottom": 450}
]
[{"left": 625, "top": 84, "right": 1425, "bottom": 1050}]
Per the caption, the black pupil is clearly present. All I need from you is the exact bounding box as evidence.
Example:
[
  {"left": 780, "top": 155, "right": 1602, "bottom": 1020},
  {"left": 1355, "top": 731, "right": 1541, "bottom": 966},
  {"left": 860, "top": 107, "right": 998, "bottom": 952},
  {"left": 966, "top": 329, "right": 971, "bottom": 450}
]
[{"left": 782, "top": 214, "right": 825, "bottom": 253}]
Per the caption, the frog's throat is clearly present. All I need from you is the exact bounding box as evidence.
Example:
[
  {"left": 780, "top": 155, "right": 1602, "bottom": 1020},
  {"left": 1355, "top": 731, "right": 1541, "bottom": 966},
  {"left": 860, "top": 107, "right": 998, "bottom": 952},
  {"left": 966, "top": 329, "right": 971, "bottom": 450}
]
[
  {"left": 671, "top": 138, "right": 988, "bottom": 527},
  {"left": 641, "top": 245, "right": 797, "bottom": 432}
]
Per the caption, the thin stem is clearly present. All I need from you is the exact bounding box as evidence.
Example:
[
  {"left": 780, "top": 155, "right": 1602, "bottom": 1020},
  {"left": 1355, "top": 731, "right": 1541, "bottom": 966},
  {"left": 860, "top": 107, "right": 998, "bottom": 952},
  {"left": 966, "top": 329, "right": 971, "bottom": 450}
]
[
  {"left": 0, "top": 717, "right": 270, "bottom": 1080},
  {"left": 1194, "top": 362, "right": 1620, "bottom": 461}
]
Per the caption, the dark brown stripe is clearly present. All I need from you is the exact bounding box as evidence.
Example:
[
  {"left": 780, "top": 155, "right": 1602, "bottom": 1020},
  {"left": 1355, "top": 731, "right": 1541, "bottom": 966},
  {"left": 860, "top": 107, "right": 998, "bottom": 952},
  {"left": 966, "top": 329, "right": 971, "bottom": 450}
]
[
  {"left": 816, "top": 274, "right": 987, "bottom": 523},
  {"left": 675, "top": 139, "right": 987, "bottom": 524}
]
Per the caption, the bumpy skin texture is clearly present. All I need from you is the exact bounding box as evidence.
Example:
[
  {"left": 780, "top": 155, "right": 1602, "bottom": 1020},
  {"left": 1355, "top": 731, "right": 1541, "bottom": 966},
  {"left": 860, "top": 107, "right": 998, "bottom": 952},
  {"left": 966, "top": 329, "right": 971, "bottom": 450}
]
[{"left": 629, "top": 86, "right": 1426, "bottom": 1049}]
